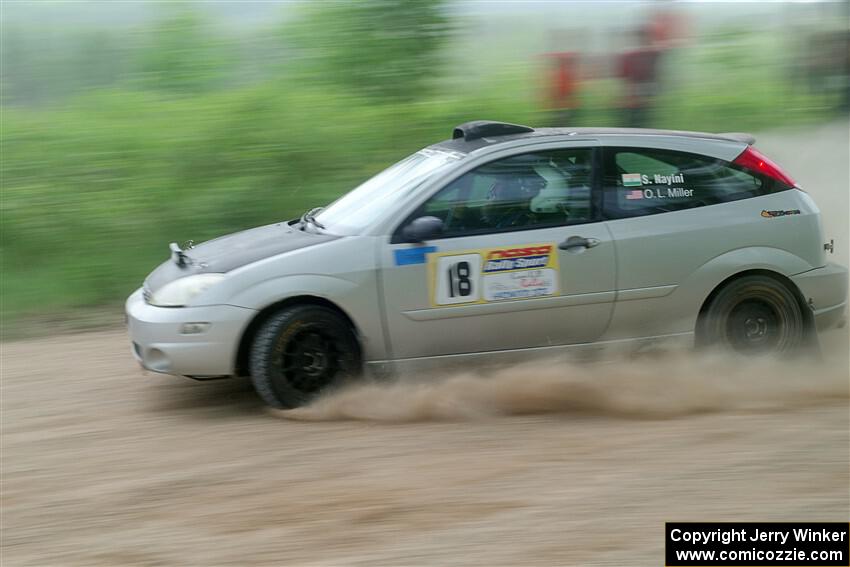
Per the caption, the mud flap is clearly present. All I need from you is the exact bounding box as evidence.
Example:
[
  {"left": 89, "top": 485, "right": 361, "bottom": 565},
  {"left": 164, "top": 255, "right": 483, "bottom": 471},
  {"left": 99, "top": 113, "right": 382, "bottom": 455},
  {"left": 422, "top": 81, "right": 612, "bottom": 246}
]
[{"left": 798, "top": 302, "right": 822, "bottom": 360}]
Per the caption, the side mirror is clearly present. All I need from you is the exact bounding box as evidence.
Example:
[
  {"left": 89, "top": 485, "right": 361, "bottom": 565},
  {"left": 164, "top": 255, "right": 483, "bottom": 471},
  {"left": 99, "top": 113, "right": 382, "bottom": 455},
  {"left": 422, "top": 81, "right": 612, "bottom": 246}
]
[{"left": 402, "top": 216, "right": 444, "bottom": 243}]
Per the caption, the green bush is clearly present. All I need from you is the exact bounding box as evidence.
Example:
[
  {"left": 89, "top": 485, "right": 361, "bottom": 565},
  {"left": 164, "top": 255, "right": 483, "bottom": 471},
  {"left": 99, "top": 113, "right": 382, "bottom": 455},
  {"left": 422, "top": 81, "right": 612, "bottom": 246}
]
[{"left": 0, "top": 83, "right": 540, "bottom": 325}]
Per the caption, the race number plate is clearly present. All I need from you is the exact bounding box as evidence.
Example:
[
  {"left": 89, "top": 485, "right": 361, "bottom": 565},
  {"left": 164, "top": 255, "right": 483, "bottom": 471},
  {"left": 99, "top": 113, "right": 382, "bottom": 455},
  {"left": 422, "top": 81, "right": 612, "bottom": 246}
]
[{"left": 428, "top": 243, "right": 560, "bottom": 307}]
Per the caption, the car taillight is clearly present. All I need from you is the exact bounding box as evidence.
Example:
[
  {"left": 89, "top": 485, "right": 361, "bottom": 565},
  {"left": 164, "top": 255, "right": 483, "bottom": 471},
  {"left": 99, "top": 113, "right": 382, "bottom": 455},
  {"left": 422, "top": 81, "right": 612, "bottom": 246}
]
[{"left": 733, "top": 146, "right": 797, "bottom": 188}]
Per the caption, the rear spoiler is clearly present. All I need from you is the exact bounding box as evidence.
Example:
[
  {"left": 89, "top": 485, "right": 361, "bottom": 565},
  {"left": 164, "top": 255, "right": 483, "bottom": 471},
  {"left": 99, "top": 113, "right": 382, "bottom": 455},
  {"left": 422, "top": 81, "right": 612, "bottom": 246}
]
[{"left": 719, "top": 132, "right": 755, "bottom": 145}]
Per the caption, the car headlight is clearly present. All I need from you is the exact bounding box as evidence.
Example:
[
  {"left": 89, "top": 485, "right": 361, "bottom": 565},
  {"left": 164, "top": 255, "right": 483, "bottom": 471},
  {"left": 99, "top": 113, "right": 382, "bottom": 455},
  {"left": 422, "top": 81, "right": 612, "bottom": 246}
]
[{"left": 148, "top": 274, "right": 226, "bottom": 307}]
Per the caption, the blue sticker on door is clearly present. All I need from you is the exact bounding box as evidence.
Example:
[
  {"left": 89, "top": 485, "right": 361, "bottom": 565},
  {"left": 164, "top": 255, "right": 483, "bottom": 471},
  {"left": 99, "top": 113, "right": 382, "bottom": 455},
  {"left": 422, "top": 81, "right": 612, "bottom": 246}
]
[{"left": 394, "top": 246, "right": 437, "bottom": 266}]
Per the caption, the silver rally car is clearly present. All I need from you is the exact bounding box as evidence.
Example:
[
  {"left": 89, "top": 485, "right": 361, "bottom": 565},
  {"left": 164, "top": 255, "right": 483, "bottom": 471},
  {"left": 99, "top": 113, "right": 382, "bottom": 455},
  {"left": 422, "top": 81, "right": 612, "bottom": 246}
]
[{"left": 127, "top": 121, "right": 848, "bottom": 408}]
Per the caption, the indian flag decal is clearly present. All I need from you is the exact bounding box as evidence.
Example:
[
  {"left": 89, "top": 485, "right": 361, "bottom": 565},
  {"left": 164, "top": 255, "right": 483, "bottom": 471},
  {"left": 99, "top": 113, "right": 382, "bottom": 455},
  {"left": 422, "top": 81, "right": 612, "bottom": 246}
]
[{"left": 622, "top": 173, "right": 642, "bottom": 187}]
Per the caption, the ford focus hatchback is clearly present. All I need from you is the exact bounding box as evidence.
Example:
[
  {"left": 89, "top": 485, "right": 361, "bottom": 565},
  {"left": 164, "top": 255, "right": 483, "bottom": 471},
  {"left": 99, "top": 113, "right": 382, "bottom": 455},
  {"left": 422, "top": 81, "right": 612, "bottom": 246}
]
[{"left": 126, "top": 121, "right": 848, "bottom": 408}]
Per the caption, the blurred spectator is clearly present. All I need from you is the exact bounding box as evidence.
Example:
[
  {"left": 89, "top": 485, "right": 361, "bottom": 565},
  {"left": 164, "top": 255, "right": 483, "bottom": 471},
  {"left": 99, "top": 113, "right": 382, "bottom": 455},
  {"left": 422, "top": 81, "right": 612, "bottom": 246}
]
[
  {"left": 617, "top": 26, "right": 661, "bottom": 128},
  {"left": 646, "top": 1, "right": 690, "bottom": 50},
  {"left": 802, "top": 29, "right": 850, "bottom": 112},
  {"left": 542, "top": 30, "right": 583, "bottom": 127},
  {"left": 841, "top": 30, "right": 850, "bottom": 112}
]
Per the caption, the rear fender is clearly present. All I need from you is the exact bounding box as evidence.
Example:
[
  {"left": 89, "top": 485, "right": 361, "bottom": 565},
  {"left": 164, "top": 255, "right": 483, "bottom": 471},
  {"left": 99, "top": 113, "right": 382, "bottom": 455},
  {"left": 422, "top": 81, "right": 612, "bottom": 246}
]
[
  {"left": 605, "top": 246, "right": 816, "bottom": 340},
  {"left": 677, "top": 246, "right": 814, "bottom": 331}
]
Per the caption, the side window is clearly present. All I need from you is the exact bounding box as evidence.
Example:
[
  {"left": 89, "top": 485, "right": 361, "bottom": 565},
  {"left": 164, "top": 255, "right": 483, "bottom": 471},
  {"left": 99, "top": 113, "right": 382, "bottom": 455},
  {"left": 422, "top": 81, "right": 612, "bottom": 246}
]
[
  {"left": 602, "top": 147, "right": 775, "bottom": 219},
  {"left": 418, "top": 148, "right": 595, "bottom": 238}
]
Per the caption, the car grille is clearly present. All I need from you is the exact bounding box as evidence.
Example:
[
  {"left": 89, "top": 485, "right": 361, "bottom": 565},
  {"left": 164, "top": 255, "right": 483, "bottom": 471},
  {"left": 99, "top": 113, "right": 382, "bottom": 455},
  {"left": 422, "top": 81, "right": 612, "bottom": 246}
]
[{"left": 142, "top": 286, "right": 152, "bottom": 304}]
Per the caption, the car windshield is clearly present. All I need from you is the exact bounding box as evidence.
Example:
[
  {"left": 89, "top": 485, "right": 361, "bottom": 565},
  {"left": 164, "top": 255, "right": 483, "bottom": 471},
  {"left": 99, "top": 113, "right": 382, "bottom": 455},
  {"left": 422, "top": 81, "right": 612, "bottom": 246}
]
[{"left": 315, "top": 149, "right": 460, "bottom": 235}]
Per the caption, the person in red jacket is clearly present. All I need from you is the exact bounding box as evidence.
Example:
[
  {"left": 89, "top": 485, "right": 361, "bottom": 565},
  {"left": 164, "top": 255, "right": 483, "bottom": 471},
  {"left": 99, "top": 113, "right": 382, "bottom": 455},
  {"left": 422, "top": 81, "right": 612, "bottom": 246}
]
[{"left": 546, "top": 51, "right": 580, "bottom": 126}]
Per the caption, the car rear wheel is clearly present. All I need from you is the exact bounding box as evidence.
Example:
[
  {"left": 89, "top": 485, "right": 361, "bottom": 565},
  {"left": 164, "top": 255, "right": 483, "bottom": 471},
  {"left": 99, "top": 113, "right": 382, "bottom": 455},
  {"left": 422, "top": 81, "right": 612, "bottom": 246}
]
[
  {"left": 697, "top": 275, "right": 805, "bottom": 355},
  {"left": 249, "top": 305, "right": 361, "bottom": 408}
]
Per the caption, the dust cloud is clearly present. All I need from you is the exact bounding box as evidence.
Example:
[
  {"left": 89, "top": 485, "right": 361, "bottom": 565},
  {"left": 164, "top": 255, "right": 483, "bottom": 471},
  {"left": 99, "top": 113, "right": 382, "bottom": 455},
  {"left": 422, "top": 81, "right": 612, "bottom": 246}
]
[{"left": 278, "top": 332, "right": 848, "bottom": 423}]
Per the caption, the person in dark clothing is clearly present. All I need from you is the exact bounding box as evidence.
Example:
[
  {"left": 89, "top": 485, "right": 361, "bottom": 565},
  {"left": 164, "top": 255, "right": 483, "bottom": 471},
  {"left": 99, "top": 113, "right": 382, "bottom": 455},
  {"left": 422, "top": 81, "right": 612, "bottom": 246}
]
[{"left": 618, "top": 26, "right": 662, "bottom": 128}]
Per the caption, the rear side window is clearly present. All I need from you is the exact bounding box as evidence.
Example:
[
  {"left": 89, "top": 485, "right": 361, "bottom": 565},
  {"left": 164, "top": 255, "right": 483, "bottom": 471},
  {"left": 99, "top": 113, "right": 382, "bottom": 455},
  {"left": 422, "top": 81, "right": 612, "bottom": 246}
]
[{"left": 602, "top": 147, "right": 788, "bottom": 219}]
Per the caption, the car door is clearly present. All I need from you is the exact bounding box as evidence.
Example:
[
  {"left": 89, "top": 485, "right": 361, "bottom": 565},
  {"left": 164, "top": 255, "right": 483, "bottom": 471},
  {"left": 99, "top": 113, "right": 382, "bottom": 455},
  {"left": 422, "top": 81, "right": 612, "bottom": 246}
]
[{"left": 379, "top": 144, "right": 616, "bottom": 360}]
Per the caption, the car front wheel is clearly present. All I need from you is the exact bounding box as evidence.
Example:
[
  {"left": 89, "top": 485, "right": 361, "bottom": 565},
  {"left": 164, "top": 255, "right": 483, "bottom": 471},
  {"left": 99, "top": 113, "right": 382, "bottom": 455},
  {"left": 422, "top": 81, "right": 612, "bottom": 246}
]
[
  {"left": 697, "top": 275, "right": 805, "bottom": 355},
  {"left": 249, "top": 305, "right": 361, "bottom": 408}
]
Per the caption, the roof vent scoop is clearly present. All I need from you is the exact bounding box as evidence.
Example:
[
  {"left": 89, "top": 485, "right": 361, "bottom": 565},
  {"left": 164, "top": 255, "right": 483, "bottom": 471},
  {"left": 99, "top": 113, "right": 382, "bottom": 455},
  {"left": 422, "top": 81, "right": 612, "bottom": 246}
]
[{"left": 452, "top": 120, "right": 534, "bottom": 141}]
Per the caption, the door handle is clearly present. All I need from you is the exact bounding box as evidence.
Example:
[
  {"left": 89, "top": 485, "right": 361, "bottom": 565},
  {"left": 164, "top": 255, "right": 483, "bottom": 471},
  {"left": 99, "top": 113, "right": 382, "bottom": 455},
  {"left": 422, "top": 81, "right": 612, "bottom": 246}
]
[{"left": 559, "top": 236, "right": 601, "bottom": 250}]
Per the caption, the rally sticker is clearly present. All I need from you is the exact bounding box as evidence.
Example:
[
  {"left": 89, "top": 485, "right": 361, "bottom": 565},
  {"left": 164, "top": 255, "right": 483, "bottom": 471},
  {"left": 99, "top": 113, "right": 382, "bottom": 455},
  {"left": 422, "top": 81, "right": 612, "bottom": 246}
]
[
  {"left": 483, "top": 270, "right": 559, "bottom": 301},
  {"left": 761, "top": 209, "right": 801, "bottom": 218},
  {"left": 394, "top": 246, "right": 437, "bottom": 266},
  {"left": 428, "top": 243, "right": 560, "bottom": 306},
  {"left": 623, "top": 187, "right": 694, "bottom": 200},
  {"left": 623, "top": 172, "right": 685, "bottom": 186},
  {"left": 622, "top": 173, "right": 642, "bottom": 187},
  {"left": 621, "top": 172, "right": 694, "bottom": 200}
]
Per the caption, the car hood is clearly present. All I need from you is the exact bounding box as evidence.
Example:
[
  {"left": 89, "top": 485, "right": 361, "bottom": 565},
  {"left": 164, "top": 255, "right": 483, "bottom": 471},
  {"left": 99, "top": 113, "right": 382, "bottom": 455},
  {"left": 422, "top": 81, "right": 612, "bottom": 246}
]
[{"left": 144, "top": 222, "right": 339, "bottom": 293}]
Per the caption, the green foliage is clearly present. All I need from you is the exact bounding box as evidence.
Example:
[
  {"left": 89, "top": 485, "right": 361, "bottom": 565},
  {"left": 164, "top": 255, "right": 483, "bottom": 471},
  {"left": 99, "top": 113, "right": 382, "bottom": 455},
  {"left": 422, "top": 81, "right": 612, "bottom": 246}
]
[
  {"left": 136, "top": 9, "right": 231, "bottom": 94},
  {"left": 0, "top": 83, "right": 539, "bottom": 325},
  {"left": 286, "top": 0, "right": 453, "bottom": 102}
]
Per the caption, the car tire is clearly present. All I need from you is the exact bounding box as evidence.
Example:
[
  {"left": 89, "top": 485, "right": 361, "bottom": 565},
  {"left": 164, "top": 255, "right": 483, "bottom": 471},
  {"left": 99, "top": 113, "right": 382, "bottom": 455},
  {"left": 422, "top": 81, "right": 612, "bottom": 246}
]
[
  {"left": 697, "top": 275, "right": 805, "bottom": 355},
  {"left": 249, "top": 305, "right": 361, "bottom": 409}
]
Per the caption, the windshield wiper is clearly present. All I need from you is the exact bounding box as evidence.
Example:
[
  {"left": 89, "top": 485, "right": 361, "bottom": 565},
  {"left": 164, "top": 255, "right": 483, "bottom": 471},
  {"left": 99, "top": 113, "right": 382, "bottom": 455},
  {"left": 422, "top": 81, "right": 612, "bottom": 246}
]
[{"left": 299, "top": 207, "right": 326, "bottom": 230}]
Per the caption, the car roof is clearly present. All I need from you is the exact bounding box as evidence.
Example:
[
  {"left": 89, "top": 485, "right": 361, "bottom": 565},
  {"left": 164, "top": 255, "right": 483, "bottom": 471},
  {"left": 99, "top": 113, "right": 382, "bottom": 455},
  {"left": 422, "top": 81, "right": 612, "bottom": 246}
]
[{"left": 430, "top": 121, "right": 755, "bottom": 155}]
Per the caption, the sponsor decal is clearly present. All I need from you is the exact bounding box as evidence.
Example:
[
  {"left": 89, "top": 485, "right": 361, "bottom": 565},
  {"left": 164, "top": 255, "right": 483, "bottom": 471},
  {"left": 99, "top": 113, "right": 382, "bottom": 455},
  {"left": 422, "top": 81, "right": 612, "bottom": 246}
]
[
  {"left": 652, "top": 172, "right": 684, "bottom": 185},
  {"left": 623, "top": 187, "right": 695, "bottom": 201},
  {"left": 622, "top": 173, "right": 642, "bottom": 187},
  {"left": 428, "top": 243, "right": 560, "bottom": 306},
  {"left": 484, "top": 245, "right": 552, "bottom": 273},
  {"left": 621, "top": 172, "right": 693, "bottom": 201},
  {"left": 622, "top": 172, "right": 686, "bottom": 187},
  {"left": 394, "top": 245, "right": 437, "bottom": 266},
  {"left": 665, "top": 187, "right": 693, "bottom": 197},
  {"left": 761, "top": 209, "right": 801, "bottom": 218},
  {"left": 649, "top": 187, "right": 694, "bottom": 198},
  {"left": 483, "top": 270, "right": 558, "bottom": 301}
]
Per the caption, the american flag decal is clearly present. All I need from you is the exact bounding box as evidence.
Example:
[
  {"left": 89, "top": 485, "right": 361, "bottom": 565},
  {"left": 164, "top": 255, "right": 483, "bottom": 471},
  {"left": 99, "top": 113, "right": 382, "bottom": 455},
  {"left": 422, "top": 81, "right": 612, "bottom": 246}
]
[{"left": 625, "top": 189, "right": 644, "bottom": 200}]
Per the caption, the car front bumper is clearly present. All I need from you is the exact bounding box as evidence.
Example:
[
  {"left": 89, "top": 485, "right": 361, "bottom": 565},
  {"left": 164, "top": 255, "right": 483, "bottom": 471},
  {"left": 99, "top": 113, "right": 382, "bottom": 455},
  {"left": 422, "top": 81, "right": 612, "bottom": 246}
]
[
  {"left": 125, "top": 288, "right": 256, "bottom": 377},
  {"left": 792, "top": 262, "right": 848, "bottom": 332}
]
